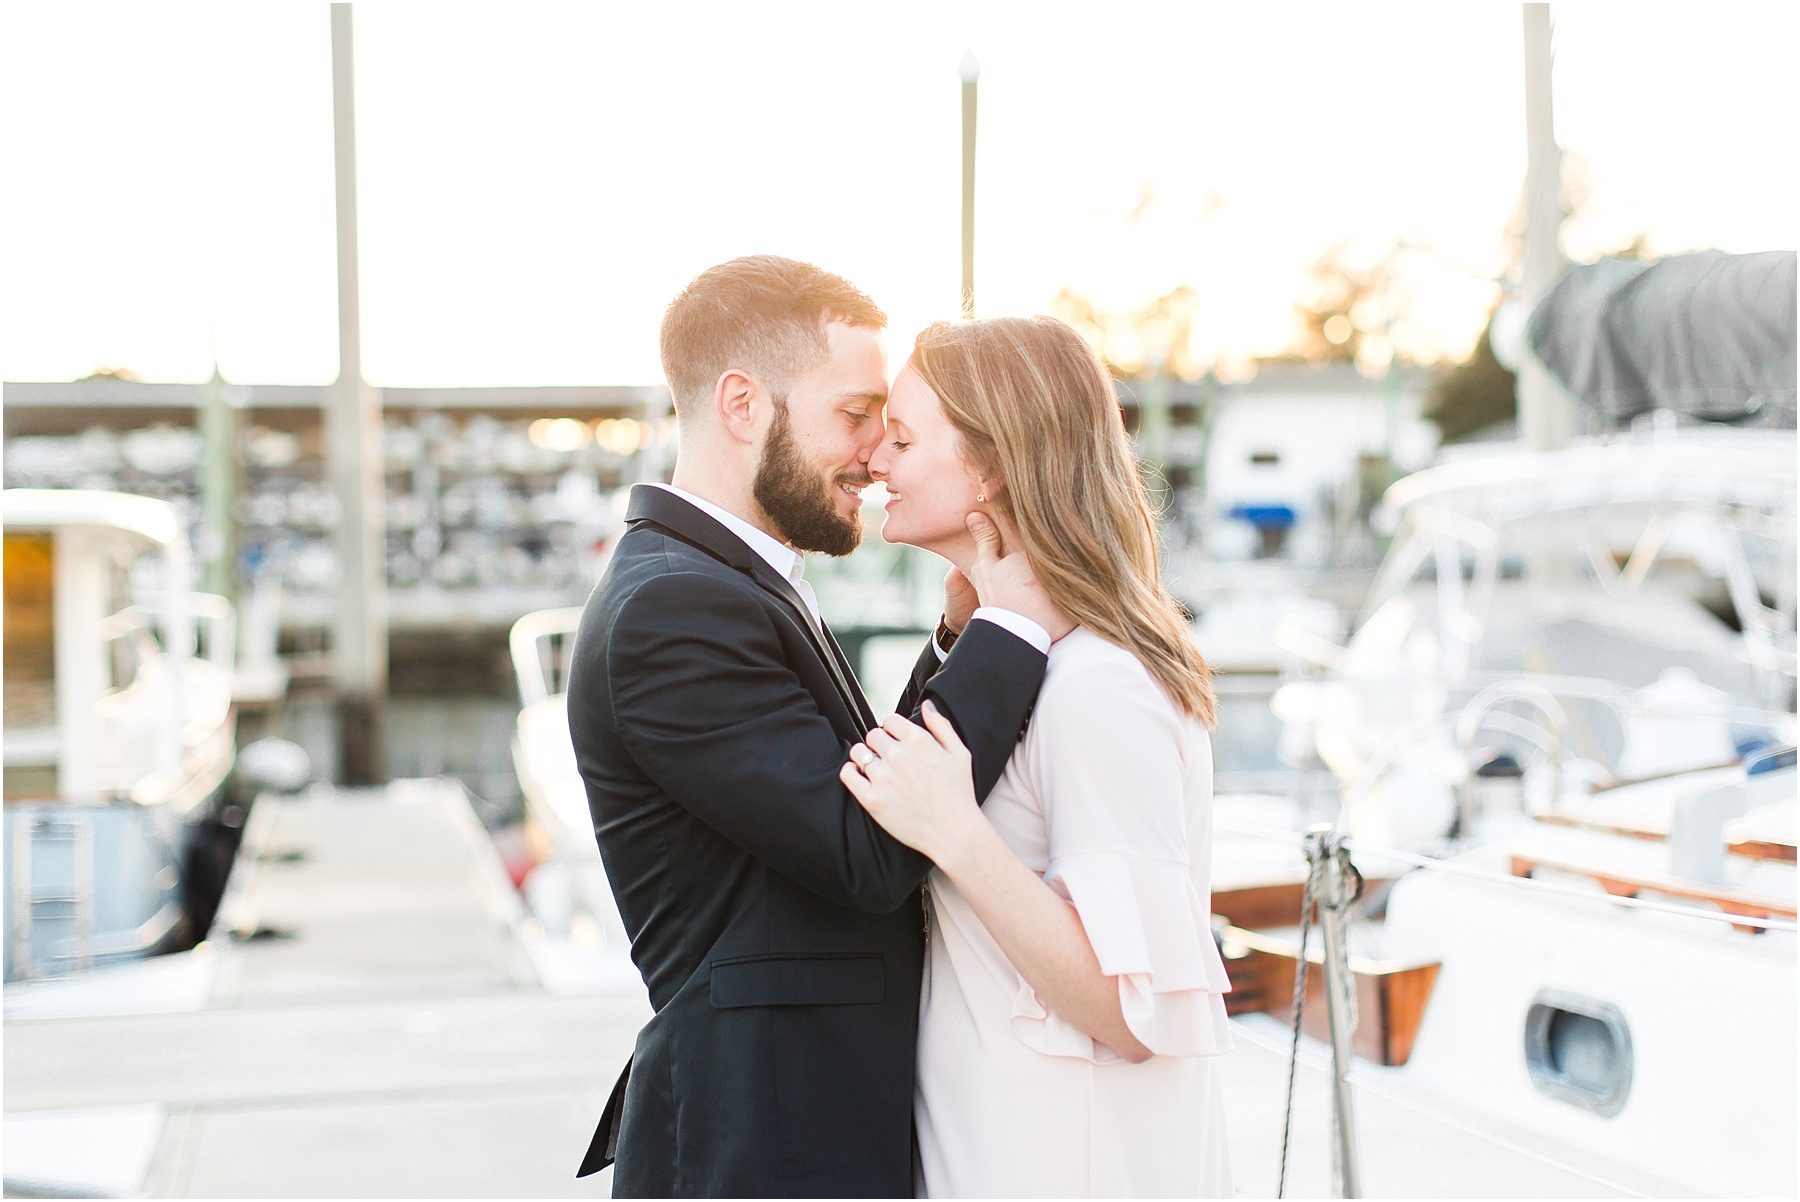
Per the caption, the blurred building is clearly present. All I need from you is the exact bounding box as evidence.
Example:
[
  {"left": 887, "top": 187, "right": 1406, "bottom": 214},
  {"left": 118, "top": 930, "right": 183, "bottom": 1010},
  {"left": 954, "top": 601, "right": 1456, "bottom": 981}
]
[
  {"left": 3, "top": 380, "right": 666, "bottom": 645},
  {"left": 1199, "top": 361, "right": 1439, "bottom": 567}
]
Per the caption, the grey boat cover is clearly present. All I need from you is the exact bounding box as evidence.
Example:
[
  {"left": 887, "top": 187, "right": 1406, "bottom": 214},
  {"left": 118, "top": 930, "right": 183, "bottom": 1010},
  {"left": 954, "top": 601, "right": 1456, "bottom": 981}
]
[{"left": 1526, "top": 249, "right": 1796, "bottom": 428}]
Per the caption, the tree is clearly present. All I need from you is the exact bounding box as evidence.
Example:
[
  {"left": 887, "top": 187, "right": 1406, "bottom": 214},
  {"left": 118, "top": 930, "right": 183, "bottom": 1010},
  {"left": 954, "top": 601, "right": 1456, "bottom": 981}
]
[
  {"left": 1427, "top": 204, "right": 1654, "bottom": 444},
  {"left": 1426, "top": 318, "right": 1516, "bottom": 442},
  {"left": 1051, "top": 285, "right": 1205, "bottom": 379},
  {"left": 1289, "top": 243, "right": 1404, "bottom": 375}
]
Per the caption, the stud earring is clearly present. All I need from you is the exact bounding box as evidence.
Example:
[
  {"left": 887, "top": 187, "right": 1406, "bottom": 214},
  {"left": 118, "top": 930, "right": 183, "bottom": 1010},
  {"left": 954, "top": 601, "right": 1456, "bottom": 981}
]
[{"left": 976, "top": 493, "right": 986, "bottom": 503}]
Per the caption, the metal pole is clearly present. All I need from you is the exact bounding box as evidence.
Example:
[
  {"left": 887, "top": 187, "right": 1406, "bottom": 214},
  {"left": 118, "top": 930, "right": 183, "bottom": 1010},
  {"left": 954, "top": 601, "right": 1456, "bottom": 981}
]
[
  {"left": 1517, "top": 3, "right": 1573, "bottom": 451},
  {"left": 53, "top": 528, "right": 107, "bottom": 799},
  {"left": 328, "top": 2, "right": 387, "bottom": 784},
  {"left": 199, "top": 361, "right": 237, "bottom": 599},
  {"left": 1312, "top": 825, "right": 1363, "bottom": 1197},
  {"left": 635, "top": 388, "right": 672, "bottom": 486},
  {"left": 959, "top": 51, "right": 979, "bottom": 319}
]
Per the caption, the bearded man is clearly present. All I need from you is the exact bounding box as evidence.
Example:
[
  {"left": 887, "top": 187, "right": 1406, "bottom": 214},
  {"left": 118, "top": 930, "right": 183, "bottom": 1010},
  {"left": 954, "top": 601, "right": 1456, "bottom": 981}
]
[{"left": 567, "top": 256, "right": 1056, "bottom": 1197}]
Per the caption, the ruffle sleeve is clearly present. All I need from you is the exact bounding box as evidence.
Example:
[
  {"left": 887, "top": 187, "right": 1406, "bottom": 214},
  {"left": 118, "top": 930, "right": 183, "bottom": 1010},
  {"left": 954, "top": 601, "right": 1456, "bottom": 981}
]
[
  {"left": 1010, "top": 851, "right": 1233, "bottom": 1062},
  {"left": 1004, "top": 634, "right": 1234, "bottom": 1064}
]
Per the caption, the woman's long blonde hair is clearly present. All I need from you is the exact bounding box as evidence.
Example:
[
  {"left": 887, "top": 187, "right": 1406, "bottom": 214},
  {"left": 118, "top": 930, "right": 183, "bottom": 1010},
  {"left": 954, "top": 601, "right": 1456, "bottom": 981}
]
[{"left": 911, "top": 316, "right": 1216, "bottom": 726}]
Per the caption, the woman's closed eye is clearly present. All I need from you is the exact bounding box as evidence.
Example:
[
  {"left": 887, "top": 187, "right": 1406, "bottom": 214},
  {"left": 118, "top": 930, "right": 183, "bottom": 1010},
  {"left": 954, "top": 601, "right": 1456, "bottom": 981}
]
[{"left": 889, "top": 439, "right": 911, "bottom": 451}]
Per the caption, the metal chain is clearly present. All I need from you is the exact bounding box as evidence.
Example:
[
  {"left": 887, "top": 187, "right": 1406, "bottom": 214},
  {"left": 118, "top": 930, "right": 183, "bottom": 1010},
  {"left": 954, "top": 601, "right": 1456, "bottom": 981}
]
[{"left": 1276, "top": 841, "right": 1325, "bottom": 1199}]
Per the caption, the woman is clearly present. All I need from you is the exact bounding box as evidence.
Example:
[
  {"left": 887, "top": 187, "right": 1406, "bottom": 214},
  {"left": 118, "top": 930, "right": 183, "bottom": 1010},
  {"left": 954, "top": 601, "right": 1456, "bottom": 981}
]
[{"left": 840, "top": 316, "right": 1233, "bottom": 1198}]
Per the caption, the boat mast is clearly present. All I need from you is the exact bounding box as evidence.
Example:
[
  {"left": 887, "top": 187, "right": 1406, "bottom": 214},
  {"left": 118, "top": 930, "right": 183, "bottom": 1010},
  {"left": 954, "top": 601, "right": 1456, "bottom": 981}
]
[
  {"left": 1517, "top": 3, "right": 1575, "bottom": 452},
  {"left": 960, "top": 50, "right": 979, "bottom": 320},
  {"left": 327, "top": 2, "right": 388, "bottom": 783}
]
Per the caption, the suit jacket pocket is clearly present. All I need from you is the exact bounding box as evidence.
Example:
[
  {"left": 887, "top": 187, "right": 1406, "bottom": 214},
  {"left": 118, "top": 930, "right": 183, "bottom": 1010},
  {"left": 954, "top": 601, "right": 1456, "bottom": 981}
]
[{"left": 709, "top": 953, "right": 884, "bottom": 1008}]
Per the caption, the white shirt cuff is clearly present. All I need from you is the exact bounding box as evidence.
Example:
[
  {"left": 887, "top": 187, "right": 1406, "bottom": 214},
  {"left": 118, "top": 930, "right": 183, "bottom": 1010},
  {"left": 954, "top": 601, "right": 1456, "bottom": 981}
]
[{"left": 969, "top": 607, "right": 1051, "bottom": 655}]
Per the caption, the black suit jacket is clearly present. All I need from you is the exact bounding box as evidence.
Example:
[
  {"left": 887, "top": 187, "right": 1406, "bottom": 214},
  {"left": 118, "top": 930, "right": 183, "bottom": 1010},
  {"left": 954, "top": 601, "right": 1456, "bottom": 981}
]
[{"left": 566, "top": 485, "right": 1045, "bottom": 1197}]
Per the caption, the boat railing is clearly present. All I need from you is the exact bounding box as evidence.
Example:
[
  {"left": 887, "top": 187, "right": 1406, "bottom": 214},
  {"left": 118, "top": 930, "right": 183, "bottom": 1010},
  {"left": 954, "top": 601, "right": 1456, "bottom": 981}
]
[
  {"left": 1359, "top": 504, "right": 1500, "bottom": 678},
  {"left": 1328, "top": 671, "right": 1797, "bottom": 844},
  {"left": 95, "top": 596, "right": 234, "bottom": 685},
  {"left": 134, "top": 591, "right": 237, "bottom": 677},
  {"left": 1276, "top": 652, "right": 1794, "bottom": 769},
  {"left": 1214, "top": 814, "right": 1797, "bottom": 935},
  {"left": 94, "top": 607, "right": 163, "bottom": 695},
  {"left": 510, "top": 606, "right": 585, "bottom": 706},
  {"left": 5, "top": 594, "right": 232, "bottom": 817},
  {"left": 1329, "top": 464, "right": 1799, "bottom": 704},
  {"left": 1454, "top": 681, "right": 1570, "bottom": 838}
]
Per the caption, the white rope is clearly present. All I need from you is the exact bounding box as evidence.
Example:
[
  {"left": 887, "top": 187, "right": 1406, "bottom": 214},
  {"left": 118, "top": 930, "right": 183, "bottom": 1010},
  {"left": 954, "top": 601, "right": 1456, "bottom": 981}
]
[
  {"left": 1275, "top": 848, "right": 1322, "bottom": 1198},
  {"left": 1213, "top": 816, "right": 1799, "bottom": 932},
  {"left": 1215, "top": 816, "right": 1307, "bottom": 844}
]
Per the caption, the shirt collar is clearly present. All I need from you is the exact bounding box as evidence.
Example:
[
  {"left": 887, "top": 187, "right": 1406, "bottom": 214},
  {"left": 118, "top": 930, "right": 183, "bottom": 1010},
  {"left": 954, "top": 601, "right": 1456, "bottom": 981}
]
[{"left": 646, "top": 483, "right": 805, "bottom": 585}]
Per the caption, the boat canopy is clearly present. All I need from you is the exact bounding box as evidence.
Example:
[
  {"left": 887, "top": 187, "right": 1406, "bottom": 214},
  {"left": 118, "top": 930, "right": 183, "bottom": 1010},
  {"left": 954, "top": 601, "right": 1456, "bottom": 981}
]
[
  {"left": 3, "top": 488, "right": 188, "bottom": 554},
  {"left": 1527, "top": 250, "right": 1797, "bottom": 429},
  {"left": 1384, "top": 433, "right": 1796, "bottom": 524}
]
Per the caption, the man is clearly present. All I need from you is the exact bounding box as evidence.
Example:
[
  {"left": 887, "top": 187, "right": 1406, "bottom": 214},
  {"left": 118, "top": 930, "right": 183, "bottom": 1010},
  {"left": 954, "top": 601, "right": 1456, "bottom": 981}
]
[{"left": 568, "top": 256, "right": 1056, "bottom": 1197}]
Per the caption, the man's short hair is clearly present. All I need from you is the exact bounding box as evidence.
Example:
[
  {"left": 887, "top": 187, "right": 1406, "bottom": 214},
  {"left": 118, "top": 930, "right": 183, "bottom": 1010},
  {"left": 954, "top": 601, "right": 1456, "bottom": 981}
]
[{"left": 659, "top": 255, "right": 887, "bottom": 419}]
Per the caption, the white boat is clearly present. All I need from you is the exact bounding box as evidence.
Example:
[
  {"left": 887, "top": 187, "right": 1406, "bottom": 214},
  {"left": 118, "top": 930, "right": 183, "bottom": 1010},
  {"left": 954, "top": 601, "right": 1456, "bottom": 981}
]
[
  {"left": 508, "top": 606, "right": 627, "bottom": 949},
  {"left": 1269, "top": 427, "right": 1796, "bottom": 847},
  {"left": 1209, "top": 430, "right": 1797, "bottom": 1195},
  {"left": 3, "top": 489, "right": 237, "bottom": 981}
]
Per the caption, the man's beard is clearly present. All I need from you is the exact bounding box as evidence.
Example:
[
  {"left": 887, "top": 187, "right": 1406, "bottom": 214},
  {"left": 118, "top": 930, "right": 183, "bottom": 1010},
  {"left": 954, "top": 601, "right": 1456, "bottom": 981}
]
[{"left": 753, "top": 400, "right": 866, "bottom": 557}]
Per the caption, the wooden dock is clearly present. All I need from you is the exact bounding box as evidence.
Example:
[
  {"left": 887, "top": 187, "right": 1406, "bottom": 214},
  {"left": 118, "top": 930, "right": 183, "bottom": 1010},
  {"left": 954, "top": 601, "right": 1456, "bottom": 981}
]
[
  {"left": 4, "top": 779, "right": 648, "bottom": 1198},
  {"left": 4, "top": 778, "right": 1686, "bottom": 1198}
]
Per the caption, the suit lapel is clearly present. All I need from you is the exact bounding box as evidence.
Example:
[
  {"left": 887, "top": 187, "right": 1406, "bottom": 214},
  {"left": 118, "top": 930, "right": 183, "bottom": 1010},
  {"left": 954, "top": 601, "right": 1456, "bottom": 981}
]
[
  {"left": 822, "top": 625, "right": 879, "bottom": 732},
  {"left": 625, "top": 486, "right": 873, "bottom": 734},
  {"left": 744, "top": 558, "right": 876, "bottom": 734}
]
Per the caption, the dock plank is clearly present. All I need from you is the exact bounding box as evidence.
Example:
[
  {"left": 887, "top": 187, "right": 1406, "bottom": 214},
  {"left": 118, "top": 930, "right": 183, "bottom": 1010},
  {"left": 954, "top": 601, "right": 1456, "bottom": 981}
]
[
  {"left": 5, "top": 780, "right": 647, "bottom": 1199},
  {"left": 210, "top": 783, "right": 538, "bottom": 1004}
]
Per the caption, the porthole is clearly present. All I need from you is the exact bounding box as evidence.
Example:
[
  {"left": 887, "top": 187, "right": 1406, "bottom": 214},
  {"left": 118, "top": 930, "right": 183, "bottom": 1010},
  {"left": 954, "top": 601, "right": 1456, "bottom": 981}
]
[{"left": 1523, "top": 990, "right": 1632, "bottom": 1117}]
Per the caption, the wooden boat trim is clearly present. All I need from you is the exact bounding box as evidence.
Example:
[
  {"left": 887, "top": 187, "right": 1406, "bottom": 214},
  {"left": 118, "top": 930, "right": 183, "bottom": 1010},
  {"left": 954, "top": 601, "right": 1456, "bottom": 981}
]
[
  {"left": 1728, "top": 838, "right": 1798, "bottom": 864},
  {"left": 1210, "top": 877, "right": 1395, "bottom": 932},
  {"left": 1533, "top": 811, "right": 1668, "bottom": 842},
  {"left": 1214, "top": 921, "right": 1441, "bottom": 1066},
  {"left": 1215, "top": 922, "right": 1438, "bottom": 977},
  {"left": 1509, "top": 849, "right": 1797, "bottom": 932}
]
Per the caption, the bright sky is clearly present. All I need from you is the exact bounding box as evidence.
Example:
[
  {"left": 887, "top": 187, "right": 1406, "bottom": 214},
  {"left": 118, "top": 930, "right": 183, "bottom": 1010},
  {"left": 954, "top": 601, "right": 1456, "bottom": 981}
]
[{"left": 3, "top": 2, "right": 1794, "bottom": 388}]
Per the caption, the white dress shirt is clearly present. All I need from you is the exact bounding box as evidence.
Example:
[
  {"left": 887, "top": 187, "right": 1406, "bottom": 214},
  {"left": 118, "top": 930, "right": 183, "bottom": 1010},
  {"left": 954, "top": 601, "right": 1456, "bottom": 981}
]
[{"left": 644, "top": 483, "right": 1049, "bottom": 654}]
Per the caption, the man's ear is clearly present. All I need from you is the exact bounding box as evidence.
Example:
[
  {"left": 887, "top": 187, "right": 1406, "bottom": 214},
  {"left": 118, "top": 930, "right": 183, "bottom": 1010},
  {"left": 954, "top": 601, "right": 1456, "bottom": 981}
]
[{"left": 714, "top": 368, "right": 764, "bottom": 446}]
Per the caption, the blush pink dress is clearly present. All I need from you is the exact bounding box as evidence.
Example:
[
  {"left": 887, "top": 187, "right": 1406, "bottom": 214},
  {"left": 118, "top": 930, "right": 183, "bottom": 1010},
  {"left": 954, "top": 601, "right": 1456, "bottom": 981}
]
[{"left": 915, "top": 628, "right": 1234, "bottom": 1197}]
